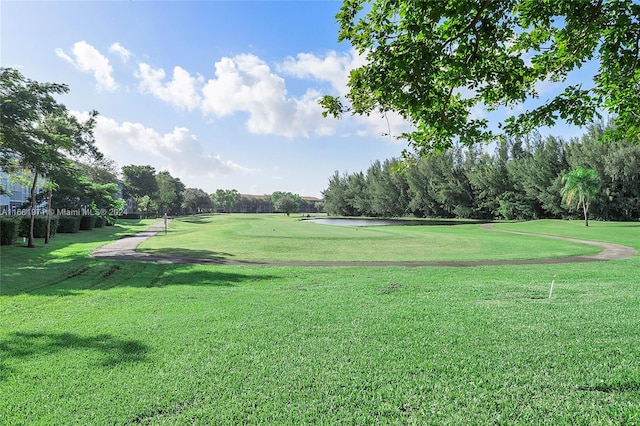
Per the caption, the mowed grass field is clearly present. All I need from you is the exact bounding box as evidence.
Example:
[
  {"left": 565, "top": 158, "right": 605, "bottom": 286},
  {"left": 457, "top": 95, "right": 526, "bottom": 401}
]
[
  {"left": 138, "top": 214, "right": 601, "bottom": 262},
  {"left": 1, "top": 215, "right": 639, "bottom": 424}
]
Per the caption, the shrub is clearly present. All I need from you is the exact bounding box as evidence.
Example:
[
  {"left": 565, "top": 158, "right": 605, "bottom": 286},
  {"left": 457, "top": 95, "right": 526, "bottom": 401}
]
[
  {"left": 48, "top": 216, "right": 59, "bottom": 238},
  {"left": 19, "top": 216, "right": 53, "bottom": 238},
  {"left": 119, "top": 213, "right": 142, "bottom": 219},
  {"left": 105, "top": 216, "right": 117, "bottom": 226},
  {"left": 57, "top": 216, "right": 81, "bottom": 233},
  {"left": 0, "top": 217, "right": 20, "bottom": 245},
  {"left": 94, "top": 216, "right": 106, "bottom": 228},
  {"left": 79, "top": 215, "right": 96, "bottom": 231}
]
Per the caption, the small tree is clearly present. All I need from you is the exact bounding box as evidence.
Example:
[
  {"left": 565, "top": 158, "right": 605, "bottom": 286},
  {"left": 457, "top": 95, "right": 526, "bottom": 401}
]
[
  {"left": 155, "top": 171, "right": 180, "bottom": 216},
  {"left": 223, "top": 189, "right": 241, "bottom": 213},
  {"left": 138, "top": 195, "right": 155, "bottom": 217},
  {"left": 122, "top": 165, "right": 158, "bottom": 212},
  {"left": 561, "top": 167, "right": 600, "bottom": 226},
  {"left": 272, "top": 191, "right": 302, "bottom": 216},
  {"left": 212, "top": 189, "right": 241, "bottom": 213},
  {"left": 181, "top": 188, "right": 212, "bottom": 214}
]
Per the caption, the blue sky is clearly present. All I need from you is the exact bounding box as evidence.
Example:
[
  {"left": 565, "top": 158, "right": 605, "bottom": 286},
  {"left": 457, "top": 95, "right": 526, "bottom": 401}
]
[{"left": 2, "top": 1, "right": 591, "bottom": 198}]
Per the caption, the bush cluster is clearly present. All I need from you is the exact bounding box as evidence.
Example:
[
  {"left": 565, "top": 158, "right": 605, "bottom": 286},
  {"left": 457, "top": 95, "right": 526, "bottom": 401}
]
[
  {"left": 57, "top": 216, "right": 82, "bottom": 233},
  {"left": 18, "top": 216, "right": 59, "bottom": 238},
  {"left": 119, "top": 213, "right": 142, "bottom": 220},
  {"left": 1, "top": 217, "right": 20, "bottom": 245},
  {"left": 2, "top": 214, "right": 119, "bottom": 245},
  {"left": 79, "top": 215, "right": 96, "bottom": 231}
]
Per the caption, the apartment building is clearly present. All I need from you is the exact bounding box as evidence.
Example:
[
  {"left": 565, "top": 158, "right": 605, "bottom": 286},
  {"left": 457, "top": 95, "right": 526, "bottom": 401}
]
[{"left": 0, "top": 170, "right": 42, "bottom": 213}]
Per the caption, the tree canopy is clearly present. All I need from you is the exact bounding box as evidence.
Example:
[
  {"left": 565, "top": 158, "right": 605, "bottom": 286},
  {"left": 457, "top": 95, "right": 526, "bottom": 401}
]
[
  {"left": 1, "top": 68, "right": 101, "bottom": 246},
  {"left": 155, "top": 171, "right": 185, "bottom": 216},
  {"left": 323, "top": 123, "right": 640, "bottom": 221},
  {"left": 181, "top": 187, "right": 212, "bottom": 214},
  {"left": 271, "top": 191, "right": 303, "bottom": 216},
  {"left": 321, "top": 0, "right": 640, "bottom": 154},
  {"left": 122, "top": 165, "right": 158, "bottom": 204},
  {"left": 212, "top": 189, "right": 242, "bottom": 213}
]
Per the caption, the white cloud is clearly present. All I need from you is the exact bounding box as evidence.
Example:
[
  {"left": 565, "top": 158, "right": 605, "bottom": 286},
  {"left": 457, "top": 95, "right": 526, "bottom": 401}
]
[
  {"left": 279, "top": 49, "right": 412, "bottom": 138},
  {"left": 55, "top": 41, "right": 118, "bottom": 91},
  {"left": 53, "top": 39, "right": 410, "bottom": 142},
  {"left": 54, "top": 49, "right": 74, "bottom": 64},
  {"left": 201, "top": 54, "right": 336, "bottom": 138},
  {"left": 109, "top": 42, "right": 132, "bottom": 63},
  {"left": 136, "top": 64, "right": 204, "bottom": 111},
  {"left": 71, "top": 112, "right": 247, "bottom": 183},
  {"left": 279, "top": 48, "right": 366, "bottom": 95}
]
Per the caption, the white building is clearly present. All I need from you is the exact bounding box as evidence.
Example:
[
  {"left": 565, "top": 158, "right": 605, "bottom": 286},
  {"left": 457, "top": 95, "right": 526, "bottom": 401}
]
[{"left": 0, "top": 170, "right": 42, "bottom": 213}]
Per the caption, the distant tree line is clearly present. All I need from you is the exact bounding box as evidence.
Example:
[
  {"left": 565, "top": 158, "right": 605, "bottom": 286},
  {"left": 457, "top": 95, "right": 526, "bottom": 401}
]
[
  {"left": 121, "top": 165, "right": 322, "bottom": 216},
  {"left": 323, "top": 124, "right": 640, "bottom": 221}
]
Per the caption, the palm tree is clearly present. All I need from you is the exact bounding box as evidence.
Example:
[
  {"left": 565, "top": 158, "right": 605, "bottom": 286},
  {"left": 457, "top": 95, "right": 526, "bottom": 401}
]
[{"left": 561, "top": 167, "right": 599, "bottom": 226}]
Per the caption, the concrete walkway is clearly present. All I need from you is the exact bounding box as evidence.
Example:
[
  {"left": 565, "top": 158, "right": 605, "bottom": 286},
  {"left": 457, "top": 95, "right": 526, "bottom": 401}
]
[
  {"left": 91, "top": 220, "right": 171, "bottom": 262},
  {"left": 91, "top": 220, "right": 637, "bottom": 267}
]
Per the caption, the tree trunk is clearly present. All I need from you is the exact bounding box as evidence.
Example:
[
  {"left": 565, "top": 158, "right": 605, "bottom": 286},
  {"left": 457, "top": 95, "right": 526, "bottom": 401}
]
[
  {"left": 45, "top": 188, "right": 52, "bottom": 243},
  {"left": 28, "top": 171, "right": 38, "bottom": 248},
  {"left": 583, "top": 202, "right": 589, "bottom": 227}
]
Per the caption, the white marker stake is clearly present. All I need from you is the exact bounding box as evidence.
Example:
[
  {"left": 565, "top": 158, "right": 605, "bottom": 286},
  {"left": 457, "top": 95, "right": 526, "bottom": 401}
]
[{"left": 549, "top": 278, "right": 556, "bottom": 299}]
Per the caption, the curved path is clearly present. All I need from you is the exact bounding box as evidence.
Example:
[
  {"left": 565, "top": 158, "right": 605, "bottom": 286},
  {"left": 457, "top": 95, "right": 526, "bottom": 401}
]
[{"left": 91, "top": 220, "right": 636, "bottom": 267}]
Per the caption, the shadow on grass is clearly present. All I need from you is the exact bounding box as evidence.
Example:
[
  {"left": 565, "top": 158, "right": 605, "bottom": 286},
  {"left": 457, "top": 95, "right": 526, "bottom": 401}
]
[
  {"left": 145, "top": 264, "right": 266, "bottom": 288},
  {"left": 578, "top": 381, "right": 640, "bottom": 393},
  {"left": 2, "top": 259, "right": 277, "bottom": 296},
  {"left": 0, "top": 331, "right": 148, "bottom": 380},
  {"left": 409, "top": 219, "right": 493, "bottom": 226},
  {"left": 307, "top": 218, "right": 493, "bottom": 227},
  {"left": 175, "top": 214, "right": 216, "bottom": 224},
  {"left": 139, "top": 247, "right": 235, "bottom": 260}
]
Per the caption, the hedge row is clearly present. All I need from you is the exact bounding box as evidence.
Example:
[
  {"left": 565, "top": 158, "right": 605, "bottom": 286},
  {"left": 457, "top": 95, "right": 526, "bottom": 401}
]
[
  {"left": 119, "top": 213, "right": 143, "bottom": 219},
  {"left": 1, "top": 215, "right": 117, "bottom": 245},
  {"left": 79, "top": 215, "right": 96, "bottom": 231},
  {"left": 57, "top": 216, "right": 81, "bottom": 233},
  {"left": 1, "top": 218, "right": 20, "bottom": 245},
  {"left": 18, "top": 216, "right": 59, "bottom": 238}
]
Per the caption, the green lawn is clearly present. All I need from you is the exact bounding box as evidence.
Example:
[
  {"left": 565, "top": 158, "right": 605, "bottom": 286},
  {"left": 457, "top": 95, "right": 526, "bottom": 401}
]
[
  {"left": 1, "top": 216, "right": 639, "bottom": 424},
  {"left": 138, "top": 214, "right": 601, "bottom": 262}
]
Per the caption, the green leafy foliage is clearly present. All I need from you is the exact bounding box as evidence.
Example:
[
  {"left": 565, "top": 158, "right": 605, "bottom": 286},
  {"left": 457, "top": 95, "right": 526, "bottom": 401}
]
[
  {"left": 155, "top": 171, "right": 185, "bottom": 216},
  {"left": 1, "top": 68, "right": 100, "bottom": 247},
  {"left": 79, "top": 215, "right": 97, "bottom": 231},
  {"left": 181, "top": 188, "right": 212, "bottom": 214},
  {"left": 122, "top": 165, "right": 158, "bottom": 209},
  {"left": 18, "top": 216, "right": 58, "bottom": 239},
  {"left": 561, "top": 166, "right": 600, "bottom": 226},
  {"left": 325, "top": 0, "right": 640, "bottom": 153},
  {"left": 271, "top": 191, "right": 303, "bottom": 216},
  {"left": 0, "top": 217, "right": 19, "bottom": 245},
  {"left": 212, "top": 189, "right": 242, "bottom": 213},
  {"left": 324, "top": 123, "right": 640, "bottom": 221},
  {"left": 57, "top": 216, "right": 81, "bottom": 233}
]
